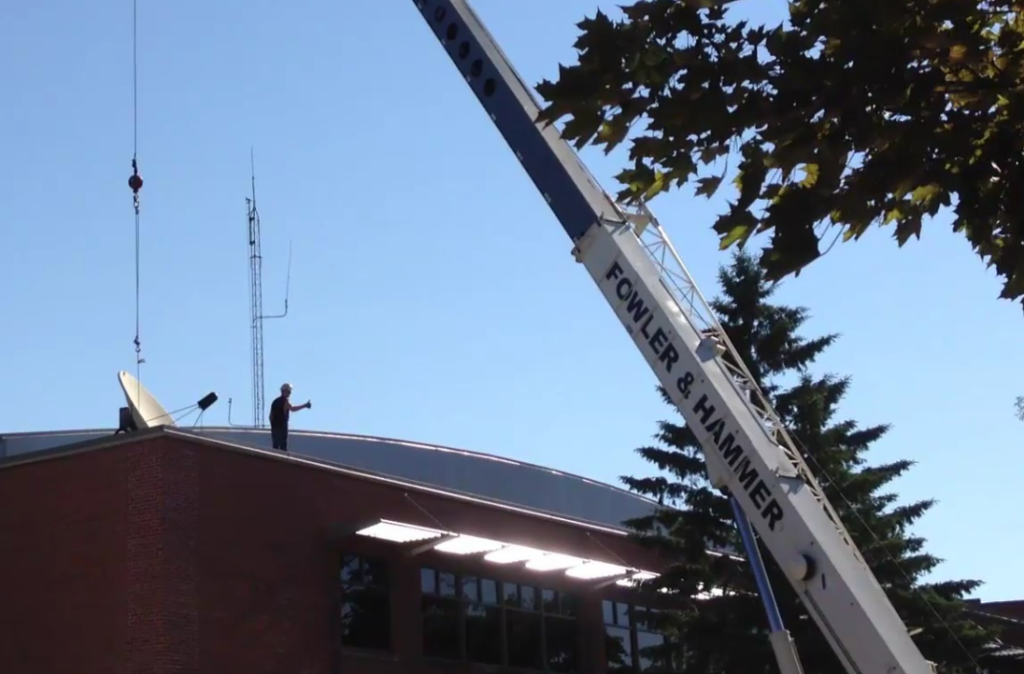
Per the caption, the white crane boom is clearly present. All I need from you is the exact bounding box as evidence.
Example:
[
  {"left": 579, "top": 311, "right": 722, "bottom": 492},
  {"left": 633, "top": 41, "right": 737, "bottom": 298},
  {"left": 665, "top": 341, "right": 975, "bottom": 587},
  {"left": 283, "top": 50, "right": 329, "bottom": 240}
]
[{"left": 407, "top": 2, "right": 938, "bottom": 673}]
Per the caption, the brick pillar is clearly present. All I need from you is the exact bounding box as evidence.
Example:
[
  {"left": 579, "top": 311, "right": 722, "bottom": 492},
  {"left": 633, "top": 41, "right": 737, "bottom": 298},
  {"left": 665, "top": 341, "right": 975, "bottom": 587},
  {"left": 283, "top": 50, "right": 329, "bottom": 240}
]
[
  {"left": 577, "top": 594, "right": 607, "bottom": 674},
  {"left": 391, "top": 551, "right": 422, "bottom": 659},
  {"left": 125, "top": 438, "right": 199, "bottom": 674}
]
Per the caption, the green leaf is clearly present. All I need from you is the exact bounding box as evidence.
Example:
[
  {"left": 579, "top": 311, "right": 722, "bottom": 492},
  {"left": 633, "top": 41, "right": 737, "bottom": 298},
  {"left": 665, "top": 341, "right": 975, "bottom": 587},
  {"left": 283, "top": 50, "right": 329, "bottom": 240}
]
[
  {"left": 719, "top": 223, "right": 750, "bottom": 249},
  {"left": 597, "top": 119, "right": 630, "bottom": 153},
  {"left": 894, "top": 217, "right": 923, "bottom": 246},
  {"left": 799, "top": 163, "right": 820, "bottom": 188},
  {"left": 644, "top": 171, "right": 668, "bottom": 201},
  {"left": 762, "top": 222, "right": 820, "bottom": 281},
  {"left": 695, "top": 175, "right": 724, "bottom": 198},
  {"left": 910, "top": 183, "right": 940, "bottom": 204},
  {"left": 712, "top": 209, "right": 757, "bottom": 250},
  {"left": 948, "top": 44, "right": 969, "bottom": 63}
]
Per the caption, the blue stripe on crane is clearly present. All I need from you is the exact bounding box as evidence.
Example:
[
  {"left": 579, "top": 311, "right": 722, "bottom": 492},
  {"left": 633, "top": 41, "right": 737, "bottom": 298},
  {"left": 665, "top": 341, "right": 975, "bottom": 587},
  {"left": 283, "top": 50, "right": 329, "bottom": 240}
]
[{"left": 410, "top": 0, "right": 625, "bottom": 242}]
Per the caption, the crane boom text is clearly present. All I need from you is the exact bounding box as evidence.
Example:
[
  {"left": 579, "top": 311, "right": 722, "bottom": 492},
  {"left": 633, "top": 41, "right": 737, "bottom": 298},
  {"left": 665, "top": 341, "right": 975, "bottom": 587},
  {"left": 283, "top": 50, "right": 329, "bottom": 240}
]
[{"left": 603, "top": 261, "right": 785, "bottom": 531}]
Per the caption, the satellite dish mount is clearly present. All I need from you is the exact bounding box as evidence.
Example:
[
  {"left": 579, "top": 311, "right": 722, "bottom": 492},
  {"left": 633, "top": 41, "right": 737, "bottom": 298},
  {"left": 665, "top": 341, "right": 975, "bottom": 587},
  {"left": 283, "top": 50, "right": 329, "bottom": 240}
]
[{"left": 114, "top": 371, "right": 219, "bottom": 433}]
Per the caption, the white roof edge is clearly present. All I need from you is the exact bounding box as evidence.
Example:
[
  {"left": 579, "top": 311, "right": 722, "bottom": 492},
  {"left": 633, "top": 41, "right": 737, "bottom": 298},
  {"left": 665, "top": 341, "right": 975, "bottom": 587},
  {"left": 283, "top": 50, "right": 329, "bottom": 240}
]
[{"left": 201, "top": 426, "right": 664, "bottom": 508}]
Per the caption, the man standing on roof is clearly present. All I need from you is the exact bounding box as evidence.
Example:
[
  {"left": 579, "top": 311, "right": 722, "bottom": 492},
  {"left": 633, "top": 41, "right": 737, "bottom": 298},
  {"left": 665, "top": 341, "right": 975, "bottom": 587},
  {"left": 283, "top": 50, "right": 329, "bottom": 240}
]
[{"left": 269, "top": 383, "right": 311, "bottom": 452}]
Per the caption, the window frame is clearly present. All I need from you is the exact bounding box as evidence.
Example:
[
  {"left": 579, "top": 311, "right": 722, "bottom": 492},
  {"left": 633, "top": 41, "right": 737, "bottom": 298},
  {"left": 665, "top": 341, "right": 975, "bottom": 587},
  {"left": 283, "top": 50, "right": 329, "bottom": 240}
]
[
  {"left": 338, "top": 552, "right": 394, "bottom": 653},
  {"left": 419, "top": 564, "right": 579, "bottom": 672},
  {"left": 602, "top": 598, "right": 673, "bottom": 673}
]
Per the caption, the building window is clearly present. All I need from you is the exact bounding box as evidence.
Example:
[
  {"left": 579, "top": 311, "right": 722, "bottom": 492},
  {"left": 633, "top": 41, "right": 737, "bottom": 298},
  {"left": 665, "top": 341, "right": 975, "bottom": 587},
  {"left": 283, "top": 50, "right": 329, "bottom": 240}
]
[
  {"left": 340, "top": 554, "right": 391, "bottom": 651},
  {"left": 420, "top": 566, "right": 577, "bottom": 671},
  {"left": 603, "top": 600, "right": 672, "bottom": 672}
]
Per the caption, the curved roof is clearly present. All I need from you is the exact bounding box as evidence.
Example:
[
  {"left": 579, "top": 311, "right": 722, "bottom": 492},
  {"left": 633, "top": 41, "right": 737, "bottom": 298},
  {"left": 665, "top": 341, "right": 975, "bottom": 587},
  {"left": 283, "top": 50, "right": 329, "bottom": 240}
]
[{"left": 0, "top": 426, "right": 659, "bottom": 531}]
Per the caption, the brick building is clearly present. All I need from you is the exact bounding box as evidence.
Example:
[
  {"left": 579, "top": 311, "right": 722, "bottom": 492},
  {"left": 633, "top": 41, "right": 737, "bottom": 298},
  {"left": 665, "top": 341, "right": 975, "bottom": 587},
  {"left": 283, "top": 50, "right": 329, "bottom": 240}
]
[
  {"left": 967, "top": 600, "right": 1024, "bottom": 659},
  {"left": 0, "top": 426, "right": 676, "bottom": 674}
]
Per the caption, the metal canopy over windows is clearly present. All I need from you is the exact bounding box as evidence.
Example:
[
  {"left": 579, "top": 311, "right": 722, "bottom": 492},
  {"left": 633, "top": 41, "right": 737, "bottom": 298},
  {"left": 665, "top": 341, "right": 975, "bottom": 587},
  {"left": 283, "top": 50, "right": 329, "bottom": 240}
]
[{"left": 356, "top": 518, "right": 660, "bottom": 587}]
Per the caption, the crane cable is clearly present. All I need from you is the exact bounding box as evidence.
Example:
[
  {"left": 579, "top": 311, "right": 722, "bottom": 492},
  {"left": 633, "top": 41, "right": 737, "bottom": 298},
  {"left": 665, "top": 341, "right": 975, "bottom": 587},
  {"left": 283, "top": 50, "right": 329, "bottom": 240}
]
[{"left": 128, "top": 0, "right": 145, "bottom": 392}]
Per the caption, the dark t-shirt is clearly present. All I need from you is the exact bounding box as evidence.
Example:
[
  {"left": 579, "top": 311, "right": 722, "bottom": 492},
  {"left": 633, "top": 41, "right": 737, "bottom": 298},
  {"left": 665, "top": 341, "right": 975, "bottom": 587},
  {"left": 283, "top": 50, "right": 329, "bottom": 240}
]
[{"left": 269, "top": 396, "right": 290, "bottom": 430}]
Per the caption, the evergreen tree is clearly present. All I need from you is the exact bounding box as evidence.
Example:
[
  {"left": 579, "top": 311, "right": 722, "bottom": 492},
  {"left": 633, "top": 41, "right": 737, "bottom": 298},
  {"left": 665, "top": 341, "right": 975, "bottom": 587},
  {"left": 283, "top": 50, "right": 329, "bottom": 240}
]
[{"left": 621, "top": 251, "right": 1012, "bottom": 673}]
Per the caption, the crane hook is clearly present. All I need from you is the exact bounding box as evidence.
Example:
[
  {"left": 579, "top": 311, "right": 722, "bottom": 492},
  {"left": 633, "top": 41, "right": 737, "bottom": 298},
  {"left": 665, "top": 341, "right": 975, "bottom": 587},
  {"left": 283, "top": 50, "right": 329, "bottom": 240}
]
[{"left": 129, "top": 157, "right": 143, "bottom": 213}]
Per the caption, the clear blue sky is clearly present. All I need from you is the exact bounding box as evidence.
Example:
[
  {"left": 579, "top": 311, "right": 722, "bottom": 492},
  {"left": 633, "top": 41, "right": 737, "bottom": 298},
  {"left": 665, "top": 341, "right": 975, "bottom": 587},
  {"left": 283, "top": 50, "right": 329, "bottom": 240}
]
[{"left": 2, "top": 1, "right": 1021, "bottom": 602}]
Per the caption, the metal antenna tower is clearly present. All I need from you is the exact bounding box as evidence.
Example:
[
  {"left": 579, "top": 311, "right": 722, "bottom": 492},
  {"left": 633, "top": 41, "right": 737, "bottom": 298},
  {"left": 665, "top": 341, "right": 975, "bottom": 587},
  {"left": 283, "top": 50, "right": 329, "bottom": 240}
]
[{"left": 246, "top": 149, "right": 291, "bottom": 427}]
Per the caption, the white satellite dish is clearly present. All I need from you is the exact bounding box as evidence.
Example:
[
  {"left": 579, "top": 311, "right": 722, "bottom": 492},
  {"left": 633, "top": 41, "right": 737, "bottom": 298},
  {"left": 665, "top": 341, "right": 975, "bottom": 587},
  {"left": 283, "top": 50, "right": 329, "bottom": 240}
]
[{"left": 118, "top": 370, "right": 176, "bottom": 429}]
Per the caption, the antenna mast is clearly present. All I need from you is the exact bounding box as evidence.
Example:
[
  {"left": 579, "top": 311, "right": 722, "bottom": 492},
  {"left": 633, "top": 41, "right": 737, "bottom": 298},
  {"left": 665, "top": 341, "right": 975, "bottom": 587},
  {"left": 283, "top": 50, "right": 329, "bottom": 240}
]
[
  {"left": 246, "top": 150, "right": 291, "bottom": 428},
  {"left": 247, "top": 150, "right": 265, "bottom": 427}
]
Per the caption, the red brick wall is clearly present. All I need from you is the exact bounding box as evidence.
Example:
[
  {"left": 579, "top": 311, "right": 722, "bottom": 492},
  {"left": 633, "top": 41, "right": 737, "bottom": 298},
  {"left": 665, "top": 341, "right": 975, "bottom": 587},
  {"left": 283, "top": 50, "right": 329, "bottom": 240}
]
[
  {"left": 125, "top": 439, "right": 200, "bottom": 674},
  {"left": 0, "top": 442, "right": 127, "bottom": 674},
  {"left": 0, "top": 437, "right": 206, "bottom": 674},
  {"left": 0, "top": 435, "right": 663, "bottom": 674},
  {"left": 978, "top": 601, "right": 1024, "bottom": 622},
  {"left": 973, "top": 601, "right": 1024, "bottom": 647}
]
